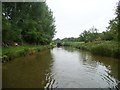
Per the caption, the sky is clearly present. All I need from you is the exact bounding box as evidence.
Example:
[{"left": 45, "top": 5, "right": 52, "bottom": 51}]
[{"left": 46, "top": 0, "right": 119, "bottom": 39}]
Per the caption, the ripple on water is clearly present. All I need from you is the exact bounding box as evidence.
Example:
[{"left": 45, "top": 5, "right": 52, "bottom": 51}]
[{"left": 44, "top": 73, "right": 58, "bottom": 88}]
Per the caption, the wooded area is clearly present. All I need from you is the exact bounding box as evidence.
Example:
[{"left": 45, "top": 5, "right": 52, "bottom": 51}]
[{"left": 2, "top": 2, "right": 56, "bottom": 46}]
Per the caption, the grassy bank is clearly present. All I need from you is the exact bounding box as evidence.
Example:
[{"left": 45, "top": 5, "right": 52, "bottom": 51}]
[
  {"left": 2, "top": 45, "right": 53, "bottom": 63},
  {"left": 63, "top": 41, "right": 120, "bottom": 58}
]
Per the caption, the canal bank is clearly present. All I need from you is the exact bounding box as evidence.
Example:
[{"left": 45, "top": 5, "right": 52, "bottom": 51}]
[
  {"left": 2, "top": 45, "right": 54, "bottom": 63},
  {"left": 62, "top": 41, "right": 120, "bottom": 59},
  {"left": 2, "top": 47, "right": 119, "bottom": 88}
]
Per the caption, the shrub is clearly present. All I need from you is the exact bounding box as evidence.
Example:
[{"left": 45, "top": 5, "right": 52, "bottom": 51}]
[
  {"left": 91, "top": 44, "right": 112, "bottom": 56},
  {"left": 112, "top": 47, "right": 120, "bottom": 58}
]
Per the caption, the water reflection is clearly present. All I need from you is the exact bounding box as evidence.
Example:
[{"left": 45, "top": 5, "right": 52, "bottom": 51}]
[
  {"left": 79, "top": 49, "right": 119, "bottom": 81},
  {"left": 91, "top": 55, "right": 119, "bottom": 81},
  {"left": 79, "top": 48, "right": 119, "bottom": 87},
  {"left": 2, "top": 47, "right": 119, "bottom": 88},
  {"left": 2, "top": 50, "right": 53, "bottom": 88},
  {"left": 51, "top": 47, "right": 119, "bottom": 88}
]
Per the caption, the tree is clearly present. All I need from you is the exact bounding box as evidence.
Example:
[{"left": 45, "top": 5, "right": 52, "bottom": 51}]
[
  {"left": 116, "top": 1, "right": 120, "bottom": 42},
  {"left": 2, "top": 2, "right": 56, "bottom": 45},
  {"left": 104, "top": 1, "right": 120, "bottom": 42},
  {"left": 79, "top": 27, "right": 98, "bottom": 42}
]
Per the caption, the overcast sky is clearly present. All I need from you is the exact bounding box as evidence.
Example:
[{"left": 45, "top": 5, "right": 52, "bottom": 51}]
[{"left": 46, "top": 0, "right": 118, "bottom": 39}]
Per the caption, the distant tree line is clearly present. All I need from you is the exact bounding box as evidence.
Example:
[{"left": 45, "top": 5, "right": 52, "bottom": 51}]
[{"left": 2, "top": 2, "right": 56, "bottom": 46}]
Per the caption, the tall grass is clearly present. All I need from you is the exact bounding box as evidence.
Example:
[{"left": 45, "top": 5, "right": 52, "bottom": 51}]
[
  {"left": 63, "top": 41, "right": 120, "bottom": 58},
  {"left": 2, "top": 45, "right": 52, "bottom": 63}
]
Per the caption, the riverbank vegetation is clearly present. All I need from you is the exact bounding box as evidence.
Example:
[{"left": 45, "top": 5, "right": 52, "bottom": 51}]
[
  {"left": 2, "top": 45, "right": 53, "bottom": 63},
  {"left": 55, "top": 2, "right": 120, "bottom": 59},
  {"left": 62, "top": 41, "right": 119, "bottom": 58},
  {"left": 2, "top": 2, "right": 56, "bottom": 62}
]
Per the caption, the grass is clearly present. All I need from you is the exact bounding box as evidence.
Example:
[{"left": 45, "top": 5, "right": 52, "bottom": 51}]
[
  {"left": 2, "top": 45, "right": 53, "bottom": 63},
  {"left": 63, "top": 41, "right": 120, "bottom": 58}
]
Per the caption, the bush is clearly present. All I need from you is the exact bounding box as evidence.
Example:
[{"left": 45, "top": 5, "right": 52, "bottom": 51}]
[
  {"left": 63, "top": 41, "right": 119, "bottom": 58},
  {"left": 91, "top": 44, "right": 112, "bottom": 56},
  {"left": 112, "top": 47, "right": 120, "bottom": 58}
]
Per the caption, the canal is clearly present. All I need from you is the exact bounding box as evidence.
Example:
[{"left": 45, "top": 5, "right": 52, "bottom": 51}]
[{"left": 2, "top": 47, "right": 119, "bottom": 88}]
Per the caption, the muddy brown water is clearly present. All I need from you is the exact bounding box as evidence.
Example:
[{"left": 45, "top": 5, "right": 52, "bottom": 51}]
[{"left": 2, "top": 47, "right": 120, "bottom": 88}]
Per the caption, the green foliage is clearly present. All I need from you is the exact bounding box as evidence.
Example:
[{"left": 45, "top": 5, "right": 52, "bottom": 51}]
[
  {"left": 2, "top": 45, "right": 52, "bottom": 63},
  {"left": 102, "top": 1, "right": 120, "bottom": 42},
  {"left": 63, "top": 41, "right": 120, "bottom": 58},
  {"left": 100, "top": 31, "right": 114, "bottom": 41},
  {"left": 63, "top": 37, "right": 79, "bottom": 42},
  {"left": 79, "top": 27, "right": 98, "bottom": 42},
  {"left": 105, "top": 18, "right": 118, "bottom": 41},
  {"left": 116, "top": 1, "right": 120, "bottom": 42},
  {"left": 112, "top": 47, "right": 120, "bottom": 58},
  {"left": 91, "top": 43, "right": 112, "bottom": 56},
  {"left": 2, "top": 2, "right": 56, "bottom": 45}
]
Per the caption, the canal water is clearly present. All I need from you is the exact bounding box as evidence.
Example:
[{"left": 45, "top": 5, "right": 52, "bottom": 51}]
[{"left": 2, "top": 47, "right": 119, "bottom": 88}]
